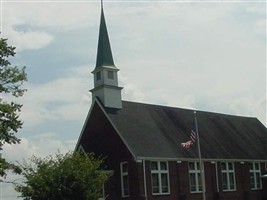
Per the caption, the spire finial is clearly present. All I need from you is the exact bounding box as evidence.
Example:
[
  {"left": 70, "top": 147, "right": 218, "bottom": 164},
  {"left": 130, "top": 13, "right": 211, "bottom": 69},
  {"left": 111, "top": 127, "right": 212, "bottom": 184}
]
[{"left": 101, "top": 0, "right": 103, "bottom": 10}]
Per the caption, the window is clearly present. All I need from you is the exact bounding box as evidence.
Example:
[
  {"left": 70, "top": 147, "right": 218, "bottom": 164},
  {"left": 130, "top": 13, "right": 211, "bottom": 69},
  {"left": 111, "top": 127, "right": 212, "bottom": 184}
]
[
  {"left": 249, "top": 162, "right": 262, "bottom": 190},
  {"left": 221, "top": 162, "right": 236, "bottom": 191},
  {"left": 188, "top": 162, "right": 203, "bottom": 193},
  {"left": 77, "top": 145, "right": 86, "bottom": 156},
  {"left": 96, "top": 71, "right": 101, "bottom": 81},
  {"left": 151, "top": 161, "right": 170, "bottom": 195},
  {"left": 107, "top": 71, "right": 114, "bottom": 79},
  {"left": 120, "top": 162, "right": 129, "bottom": 197}
]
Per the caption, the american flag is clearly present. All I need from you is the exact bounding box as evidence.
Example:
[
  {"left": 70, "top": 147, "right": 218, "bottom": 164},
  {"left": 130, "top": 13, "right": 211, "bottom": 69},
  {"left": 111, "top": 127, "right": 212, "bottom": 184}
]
[{"left": 181, "top": 119, "right": 197, "bottom": 148}]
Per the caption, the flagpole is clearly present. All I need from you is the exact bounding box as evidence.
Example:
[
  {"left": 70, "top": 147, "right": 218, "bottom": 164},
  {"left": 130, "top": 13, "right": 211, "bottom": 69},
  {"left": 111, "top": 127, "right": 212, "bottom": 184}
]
[{"left": 194, "top": 111, "right": 206, "bottom": 200}]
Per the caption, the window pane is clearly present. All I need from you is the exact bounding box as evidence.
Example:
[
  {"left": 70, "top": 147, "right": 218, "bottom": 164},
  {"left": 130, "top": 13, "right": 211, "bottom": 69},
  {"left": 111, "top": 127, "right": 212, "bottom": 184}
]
[
  {"left": 229, "top": 173, "right": 235, "bottom": 190},
  {"left": 123, "top": 176, "right": 129, "bottom": 194},
  {"left": 198, "top": 173, "right": 202, "bottom": 191},
  {"left": 222, "top": 173, "right": 228, "bottom": 190},
  {"left": 123, "top": 176, "right": 129, "bottom": 187},
  {"left": 255, "top": 163, "right": 260, "bottom": 170},
  {"left": 161, "top": 174, "right": 169, "bottom": 193},
  {"left": 151, "top": 162, "right": 158, "bottom": 170},
  {"left": 196, "top": 162, "right": 200, "bottom": 170},
  {"left": 250, "top": 174, "right": 255, "bottom": 188},
  {"left": 161, "top": 174, "right": 168, "bottom": 186},
  {"left": 256, "top": 173, "right": 261, "bottom": 188},
  {"left": 121, "top": 162, "right": 129, "bottom": 197},
  {"left": 152, "top": 173, "right": 159, "bottom": 193},
  {"left": 190, "top": 173, "right": 196, "bottom": 191},
  {"left": 189, "top": 162, "right": 194, "bottom": 170},
  {"left": 228, "top": 163, "right": 233, "bottom": 170},
  {"left": 108, "top": 71, "right": 114, "bottom": 79},
  {"left": 160, "top": 162, "right": 167, "bottom": 170},
  {"left": 249, "top": 163, "right": 253, "bottom": 170},
  {"left": 122, "top": 163, "right": 128, "bottom": 173},
  {"left": 221, "top": 162, "right": 226, "bottom": 170},
  {"left": 96, "top": 72, "right": 101, "bottom": 80}
]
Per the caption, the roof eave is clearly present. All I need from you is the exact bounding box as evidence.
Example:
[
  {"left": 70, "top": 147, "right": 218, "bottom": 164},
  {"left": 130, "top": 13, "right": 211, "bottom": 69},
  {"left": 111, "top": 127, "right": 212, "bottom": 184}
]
[{"left": 136, "top": 156, "right": 267, "bottom": 162}]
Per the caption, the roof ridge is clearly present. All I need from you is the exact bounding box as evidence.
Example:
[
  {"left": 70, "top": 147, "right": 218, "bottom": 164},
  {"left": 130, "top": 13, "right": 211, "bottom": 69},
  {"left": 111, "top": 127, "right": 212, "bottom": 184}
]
[{"left": 121, "top": 100, "right": 259, "bottom": 120}]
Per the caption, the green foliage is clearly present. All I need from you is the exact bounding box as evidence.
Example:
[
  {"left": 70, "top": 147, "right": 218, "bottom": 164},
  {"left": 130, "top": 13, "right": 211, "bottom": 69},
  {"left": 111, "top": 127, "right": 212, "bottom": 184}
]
[
  {"left": 15, "top": 152, "right": 111, "bottom": 200},
  {"left": 0, "top": 37, "right": 27, "bottom": 177}
]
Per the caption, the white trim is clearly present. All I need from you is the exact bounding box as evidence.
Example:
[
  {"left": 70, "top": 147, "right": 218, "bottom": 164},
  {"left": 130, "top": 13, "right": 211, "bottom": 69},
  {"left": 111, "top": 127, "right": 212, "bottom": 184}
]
[
  {"left": 143, "top": 160, "right": 147, "bottom": 200},
  {"left": 75, "top": 99, "right": 137, "bottom": 160},
  {"left": 77, "top": 145, "right": 86, "bottom": 155},
  {"left": 249, "top": 162, "right": 262, "bottom": 190},
  {"left": 74, "top": 99, "right": 97, "bottom": 151},
  {"left": 94, "top": 99, "right": 136, "bottom": 159},
  {"left": 215, "top": 162, "right": 219, "bottom": 192},
  {"left": 136, "top": 156, "right": 267, "bottom": 163},
  {"left": 91, "top": 65, "right": 119, "bottom": 74},
  {"left": 90, "top": 84, "right": 123, "bottom": 92},
  {"left": 221, "top": 162, "right": 236, "bottom": 192},
  {"left": 120, "top": 161, "right": 130, "bottom": 197},
  {"left": 150, "top": 161, "right": 170, "bottom": 195},
  {"left": 188, "top": 161, "right": 203, "bottom": 193},
  {"left": 210, "top": 161, "right": 219, "bottom": 193}
]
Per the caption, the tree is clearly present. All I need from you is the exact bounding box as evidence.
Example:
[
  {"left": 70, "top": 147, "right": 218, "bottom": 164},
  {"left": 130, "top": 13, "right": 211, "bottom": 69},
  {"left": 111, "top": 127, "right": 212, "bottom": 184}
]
[
  {"left": 0, "top": 38, "right": 27, "bottom": 177},
  {"left": 15, "top": 152, "right": 111, "bottom": 200}
]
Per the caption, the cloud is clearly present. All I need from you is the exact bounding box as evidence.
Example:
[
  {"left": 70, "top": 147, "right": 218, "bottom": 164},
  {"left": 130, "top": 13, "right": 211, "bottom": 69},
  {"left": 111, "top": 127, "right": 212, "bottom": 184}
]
[
  {"left": 1, "top": 178, "right": 22, "bottom": 200},
  {"left": 112, "top": 2, "right": 266, "bottom": 125},
  {"left": 7, "top": 30, "right": 54, "bottom": 52},
  {"left": 120, "top": 73, "right": 145, "bottom": 102},
  {"left": 19, "top": 65, "right": 91, "bottom": 128},
  {"left": 3, "top": 138, "right": 69, "bottom": 163},
  {"left": 2, "top": 2, "right": 100, "bottom": 51},
  {"left": 2, "top": 1, "right": 265, "bottom": 126}
]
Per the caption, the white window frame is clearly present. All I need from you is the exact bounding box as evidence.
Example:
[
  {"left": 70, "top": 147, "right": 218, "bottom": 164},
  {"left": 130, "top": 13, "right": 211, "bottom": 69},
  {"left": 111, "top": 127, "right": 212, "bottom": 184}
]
[
  {"left": 120, "top": 162, "right": 130, "bottom": 197},
  {"left": 151, "top": 161, "right": 170, "bottom": 195},
  {"left": 188, "top": 162, "right": 203, "bottom": 193},
  {"left": 249, "top": 162, "right": 262, "bottom": 190},
  {"left": 221, "top": 162, "right": 236, "bottom": 191},
  {"left": 77, "top": 145, "right": 86, "bottom": 155}
]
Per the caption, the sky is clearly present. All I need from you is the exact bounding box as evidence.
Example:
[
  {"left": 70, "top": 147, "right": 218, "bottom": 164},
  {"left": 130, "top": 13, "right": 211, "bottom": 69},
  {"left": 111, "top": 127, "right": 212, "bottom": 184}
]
[{"left": 0, "top": 0, "right": 266, "bottom": 199}]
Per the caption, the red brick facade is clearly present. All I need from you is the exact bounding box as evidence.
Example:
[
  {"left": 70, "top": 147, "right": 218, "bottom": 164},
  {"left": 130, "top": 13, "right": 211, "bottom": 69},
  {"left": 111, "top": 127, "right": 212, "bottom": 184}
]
[{"left": 104, "top": 159, "right": 265, "bottom": 200}]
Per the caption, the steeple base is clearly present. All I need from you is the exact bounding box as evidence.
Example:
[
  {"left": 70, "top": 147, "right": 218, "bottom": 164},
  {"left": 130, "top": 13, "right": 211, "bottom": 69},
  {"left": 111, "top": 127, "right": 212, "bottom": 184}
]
[{"left": 91, "top": 85, "right": 123, "bottom": 109}]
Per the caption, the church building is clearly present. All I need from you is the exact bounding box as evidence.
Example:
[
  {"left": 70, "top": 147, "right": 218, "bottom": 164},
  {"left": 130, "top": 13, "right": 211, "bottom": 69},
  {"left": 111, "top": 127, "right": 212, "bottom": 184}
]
[{"left": 75, "top": 3, "right": 267, "bottom": 200}]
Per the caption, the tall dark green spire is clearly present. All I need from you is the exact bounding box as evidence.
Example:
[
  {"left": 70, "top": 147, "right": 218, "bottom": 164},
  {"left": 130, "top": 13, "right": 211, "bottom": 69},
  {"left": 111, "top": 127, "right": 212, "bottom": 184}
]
[
  {"left": 91, "top": 1, "right": 122, "bottom": 109},
  {"left": 95, "top": 2, "right": 115, "bottom": 68}
]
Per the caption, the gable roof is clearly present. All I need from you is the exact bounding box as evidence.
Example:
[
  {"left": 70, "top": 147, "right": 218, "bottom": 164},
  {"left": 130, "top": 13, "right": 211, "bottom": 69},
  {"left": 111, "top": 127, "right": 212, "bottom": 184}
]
[{"left": 104, "top": 101, "right": 267, "bottom": 161}]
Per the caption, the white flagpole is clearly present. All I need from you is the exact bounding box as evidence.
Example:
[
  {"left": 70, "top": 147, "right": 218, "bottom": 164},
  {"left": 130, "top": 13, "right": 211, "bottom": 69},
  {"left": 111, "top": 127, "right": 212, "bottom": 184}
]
[{"left": 194, "top": 111, "right": 206, "bottom": 200}]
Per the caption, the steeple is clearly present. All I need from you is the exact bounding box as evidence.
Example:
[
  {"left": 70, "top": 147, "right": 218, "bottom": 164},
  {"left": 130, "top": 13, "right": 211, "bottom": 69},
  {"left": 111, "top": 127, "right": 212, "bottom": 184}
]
[
  {"left": 95, "top": 3, "right": 115, "bottom": 68},
  {"left": 90, "top": 1, "right": 123, "bottom": 109}
]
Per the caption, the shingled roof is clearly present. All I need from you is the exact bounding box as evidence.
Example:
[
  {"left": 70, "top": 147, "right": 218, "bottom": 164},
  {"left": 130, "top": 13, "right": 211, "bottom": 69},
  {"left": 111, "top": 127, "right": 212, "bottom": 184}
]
[{"left": 104, "top": 101, "right": 267, "bottom": 161}]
